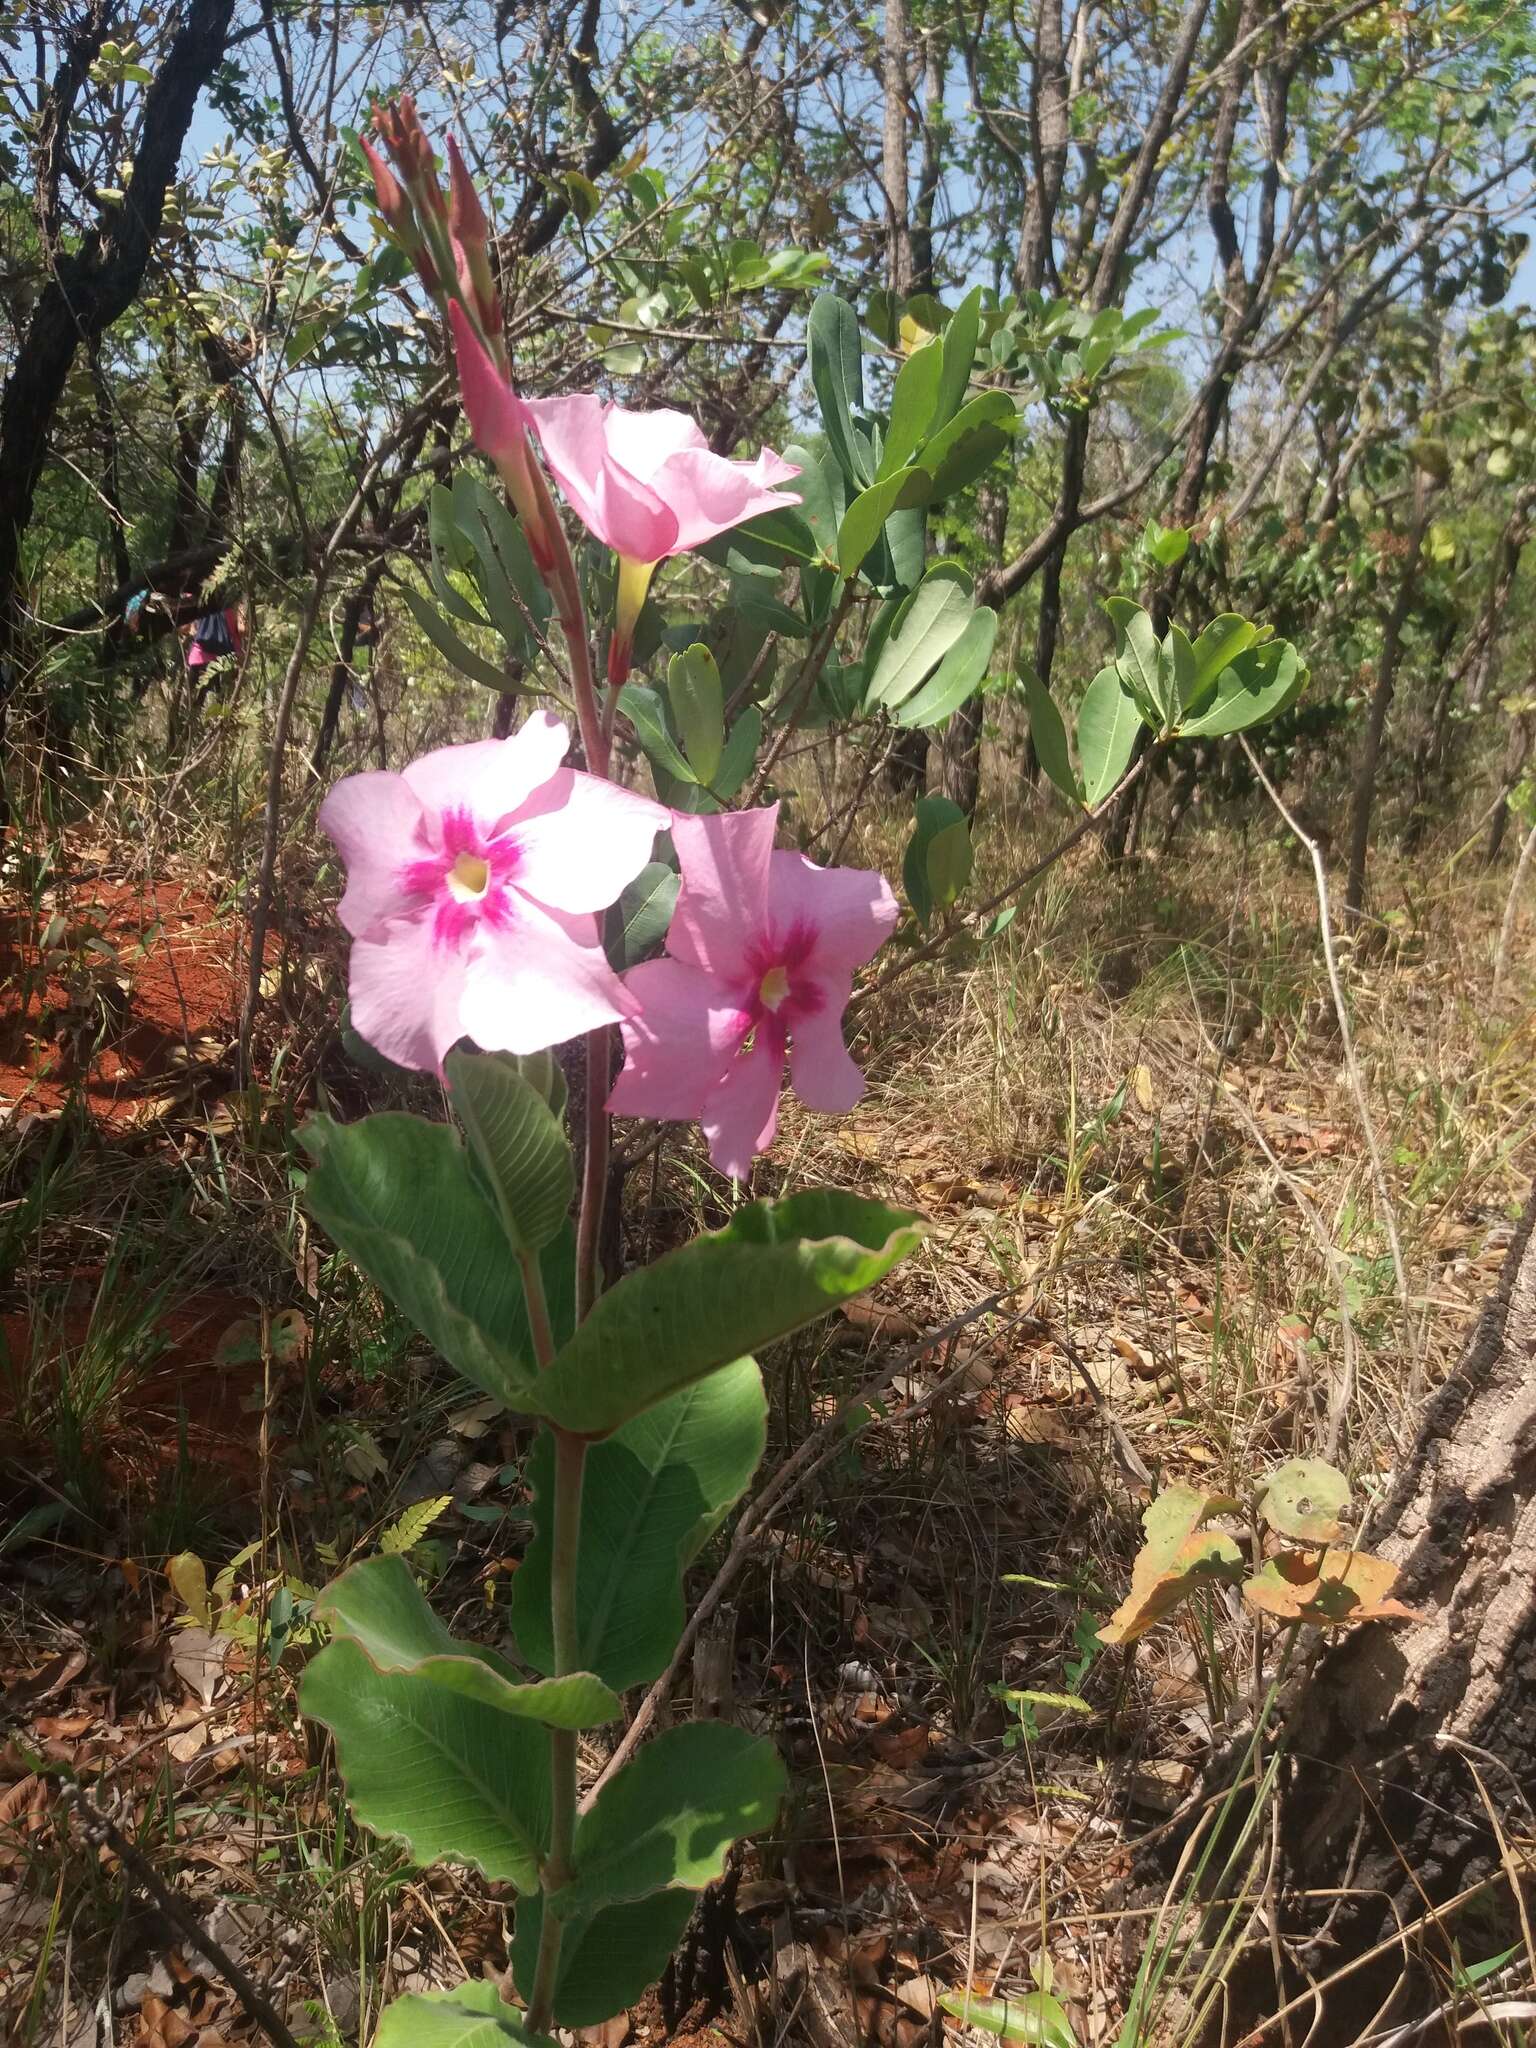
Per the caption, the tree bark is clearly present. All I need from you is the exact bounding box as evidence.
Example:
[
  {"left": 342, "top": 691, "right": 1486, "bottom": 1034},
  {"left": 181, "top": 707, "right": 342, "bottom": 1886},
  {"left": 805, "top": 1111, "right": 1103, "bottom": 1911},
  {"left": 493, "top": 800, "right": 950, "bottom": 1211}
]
[{"left": 1266, "top": 1185, "right": 1536, "bottom": 2041}]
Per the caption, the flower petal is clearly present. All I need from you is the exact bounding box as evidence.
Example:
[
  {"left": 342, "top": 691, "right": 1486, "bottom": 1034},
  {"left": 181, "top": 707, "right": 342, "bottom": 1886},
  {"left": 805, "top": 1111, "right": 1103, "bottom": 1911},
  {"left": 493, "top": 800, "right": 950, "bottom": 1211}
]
[
  {"left": 524, "top": 395, "right": 679, "bottom": 561},
  {"left": 668, "top": 805, "right": 777, "bottom": 982},
  {"left": 602, "top": 406, "right": 709, "bottom": 483},
  {"left": 788, "top": 975, "right": 866, "bottom": 1112},
  {"left": 653, "top": 446, "right": 803, "bottom": 553},
  {"left": 607, "top": 958, "right": 746, "bottom": 1120},
  {"left": 701, "top": 1023, "right": 786, "bottom": 1181},
  {"left": 512, "top": 767, "right": 669, "bottom": 915},
  {"left": 319, "top": 771, "right": 430, "bottom": 938},
  {"left": 347, "top": 916, "right": 469, "bottom": 1073},
  {"left": 766, "top": 850, "right": 898, "bottom": 973},
  {"left": 401, "top": 715, "right": 569, "bottom": 828},
  {"left": 459, "top": 898, "right": 631, "bottom": 1055}
]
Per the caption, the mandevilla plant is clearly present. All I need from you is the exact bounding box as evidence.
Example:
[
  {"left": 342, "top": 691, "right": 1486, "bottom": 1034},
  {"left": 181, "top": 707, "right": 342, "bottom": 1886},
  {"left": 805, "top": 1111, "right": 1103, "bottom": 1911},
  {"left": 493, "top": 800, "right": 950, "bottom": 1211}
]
[{"left": 298, "top": 103, "right": 922, "bottom": 2044}]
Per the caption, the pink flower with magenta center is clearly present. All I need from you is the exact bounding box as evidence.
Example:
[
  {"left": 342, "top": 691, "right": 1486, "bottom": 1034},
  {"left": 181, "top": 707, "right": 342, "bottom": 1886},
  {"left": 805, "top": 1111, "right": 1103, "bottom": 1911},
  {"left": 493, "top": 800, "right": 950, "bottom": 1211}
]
[
  {"left": 319, "top": 712, "right": 668, "bottom": 1071},
  {"left": 608, "top": 805, "right": 897, "bottom": 1180}
]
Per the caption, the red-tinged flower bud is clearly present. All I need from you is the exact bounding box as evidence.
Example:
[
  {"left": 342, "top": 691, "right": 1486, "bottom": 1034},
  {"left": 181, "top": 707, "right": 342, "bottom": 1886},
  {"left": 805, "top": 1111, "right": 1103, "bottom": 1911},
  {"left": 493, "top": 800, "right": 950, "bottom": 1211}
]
[
  {"left": 446, "top": 136, "right": 488, "bottom": 250},
  {"left": 359, "top": 136, "right": 408, "bottom": 229}
]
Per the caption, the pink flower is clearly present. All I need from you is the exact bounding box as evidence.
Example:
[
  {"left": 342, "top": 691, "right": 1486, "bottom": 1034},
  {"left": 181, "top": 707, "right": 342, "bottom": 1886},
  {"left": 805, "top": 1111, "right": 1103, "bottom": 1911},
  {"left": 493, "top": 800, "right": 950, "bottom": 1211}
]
[
  {"left": 319, "top": 712, "right": 668, "bottom": 1071},
  {"left": 521, "top": 396, "right": 801, "bottom": 566},
  {"left": 607, "top": 806, "right": 897, "bottom": 1180}
]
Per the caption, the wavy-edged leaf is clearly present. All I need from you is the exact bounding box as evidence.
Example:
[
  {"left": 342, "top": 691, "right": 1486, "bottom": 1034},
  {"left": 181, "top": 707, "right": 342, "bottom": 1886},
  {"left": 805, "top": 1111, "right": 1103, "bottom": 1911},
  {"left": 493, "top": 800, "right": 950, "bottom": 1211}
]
[
  {"left": 301, "top": 1113, "right": 550, "bottom": 1406},
  {"left": 300, "top": 1637, "right": 551, "bottom": 1886},
  {"left": 514, "top": 1361, "right": 766, "bottom": 1690},
  {"left": 373, "top": 1981, "right": 556, "bottom": 2048},
  {"left": 445, "top": 1051, "right": 574, "bottom": 1256},
  {"left": 527, "top": 1193, "right": 922, "bottom": 1435},
  {"left": 511, "top": 1890, "right": 694, "bottom": 2027},
  {"left": 554, "top": 1721, "right": 786, "bottom": 1911},
  {"left": 315, "top": 1554, "right": 619, "bottom": 1728}
]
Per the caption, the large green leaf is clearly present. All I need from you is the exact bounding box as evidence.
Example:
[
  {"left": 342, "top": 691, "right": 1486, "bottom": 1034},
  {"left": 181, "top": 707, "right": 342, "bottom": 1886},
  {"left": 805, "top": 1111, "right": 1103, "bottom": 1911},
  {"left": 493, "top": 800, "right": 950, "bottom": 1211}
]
[
  {"left": 903, "top": 793, "right": 972, "bottom": 922},
  {"left": 919, "top": 389, "right": 1015, "bottom": 495},
  {"left": 300, "top": 1637, "right": 551, "bottom": 1887},
  {"left": 315, "top": 1555, "right": 620, "bottom": 1728},
  {"left": 1183, "top": 614, "right": 1258, "bottom": 714},
  {"left": 1076, "top": 665, "right": 1143, "bottom": 807},
  {"left": 937, "top": 1990, "right": 1079, "bottom": 2047},
  {"left": 555, "top": 1721, "right": 786, "bottom": 1911},
  {"left": 445, "top": 1052, "right": 574, "bottom": 1256},
  {"left": 1023, "top": 668, "right": 1083, "bottom": 806},
  {"left": 1104, "top": 599, "right": 1172, "bottom": 729},
  {"left": 527, "top": 1193, "right": 922, "bottom": 1436},
  {"left": 866, "top": 565, "right": 974, "bottom": 709},
  {"left": 782, "top": 442, "right": 847, "bottom": 563},
  {"left": 374, "top": 1982, "right": 557, "bottom": 2048},
  {"left": 1178, "top": 640, "right": 1304, "bottom": 737},
  {"left": 809, "top": 293, "right": 873, "bottom": 486},
  {"left": 837, "top": 467, "right": 932, "bottom": 577},
  {"left": 878, "top": 337, "right": 943, "bottom": 478},
  {"left": 511, "top": 1890, "right": 694, "bottom": 2027},
  {"left": 895, "top": 606, "right": 997, "bottom": 727},
  {"left": 302, "top": 1113, "right": 547, "bottom": 1406},
  {"left": 514, "top": 1360, "right": 766, "bottom": 1689}
]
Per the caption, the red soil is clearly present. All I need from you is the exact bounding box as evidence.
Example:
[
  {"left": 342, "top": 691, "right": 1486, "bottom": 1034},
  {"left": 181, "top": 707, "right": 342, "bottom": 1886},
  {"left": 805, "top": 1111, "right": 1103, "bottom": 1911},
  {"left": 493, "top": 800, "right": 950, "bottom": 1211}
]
[{"left": 0, "top": 870, "right": 242, "bottom": 1125}]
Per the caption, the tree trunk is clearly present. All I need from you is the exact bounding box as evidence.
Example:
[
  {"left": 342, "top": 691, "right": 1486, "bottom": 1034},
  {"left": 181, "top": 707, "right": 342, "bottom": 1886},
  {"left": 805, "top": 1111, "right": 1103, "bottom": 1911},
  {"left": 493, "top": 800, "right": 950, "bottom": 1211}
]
[{"left": 1266, "top": 1185, "right": 1536, "bottom": 2041}]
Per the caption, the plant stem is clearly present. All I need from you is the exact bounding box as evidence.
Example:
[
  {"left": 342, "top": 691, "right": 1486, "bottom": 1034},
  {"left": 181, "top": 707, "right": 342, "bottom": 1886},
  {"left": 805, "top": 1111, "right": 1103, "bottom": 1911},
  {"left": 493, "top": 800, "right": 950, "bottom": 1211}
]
[
  {"left": 518, "top": 1250, "right": 556, "bottom": 1372},
  {"left": 575, "top": 1023, "right": 612, "bottom": 1321},
  {"left": 527, "top": 1425, "right": 587, "bottom": 2033}
]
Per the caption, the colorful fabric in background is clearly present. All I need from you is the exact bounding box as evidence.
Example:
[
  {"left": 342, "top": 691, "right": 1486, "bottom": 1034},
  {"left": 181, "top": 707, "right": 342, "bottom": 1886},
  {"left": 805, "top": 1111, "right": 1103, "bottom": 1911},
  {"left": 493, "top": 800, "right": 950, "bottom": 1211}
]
[{"left": 187, "top": 607, "right": 242, "bottom": 669}]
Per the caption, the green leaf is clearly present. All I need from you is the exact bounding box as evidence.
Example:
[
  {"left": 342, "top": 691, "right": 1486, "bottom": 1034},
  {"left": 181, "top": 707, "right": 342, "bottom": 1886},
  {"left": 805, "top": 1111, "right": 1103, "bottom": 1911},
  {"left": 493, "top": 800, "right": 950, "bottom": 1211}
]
[
  {"left": 837, "top": 467, "right": 933, "bottom": 577},
  {"left": 445, "top": 1052, "right": 574, "bottom": 1256},
  {"left": 527, "top": 1193, "right": 922, "bottom": 1435},
  {"left": 1177, "top": 640, "right": 1303, "bottom": 737},
  {"left": 511, "top": 1890, "right": 694, "bottom": 2027},
  {"left": 1023, "top": 668, "right": 1083, "bottom": 805},
  {"left": 1166, "top": 626, "right": 1196, "bottom": 722},
  {"left": 712, "top": 705, "right": 761, "bottom": 799},
  {"left": 895, "top": 606, "right": 997, "bottom": 727},
  {"left": 1097, "top": 1486, "right": 1244, "bottom": 1646},
  {"left": 1184, "top": 614, "right": 1258, "bottom": 713},
  {"left": 920, "top": 390, "right": 1016, "bottom": 496},
  {"left": 867, "top": 565, "right": 974, "bottom": 709},
  {"left": 1143, "top": 518, "right": 1189, "bottom": 567},
  {"left": 300, "top": 1637, "right": 551, "bottom": 1886},
  {"left": 1105, "top": 599, "right": 1171, "bottom": 727},
  {"left": 374, "top": 1982, "right": 557, "bottom": 2048},
  {"left": 884, "top": 499, "right": 929, "bottom": 589},
  {"left": 514, "top": 1361, "right": 766, "bottom": 1690},
  {"left": 1076, "top": 665, "right": 1143, "bottom": 808},
  {"left": 619, "top": 683, "right": 696, "bottom": 785},
  {"left": 878, "top": 337, "right": 943, "bottom": 478},
  {"left": 809, "top": 293, "right": 873, "bottom": 486},
  {"left": 314, "top": 1555, "right": 620, "bottom": 1728},
  {"left": 403, "top": 587, "right": 512, "bottom": 694},
  {"left": 937, "top": 1991, "right": 1080, "bottom": 2047},
  {"left": 782, "top": 443, "right": 847, "bottom": 563},
  {"left": 470, "top": 480, "right": 551, "bottom": 627},
  {"left": 555, "top": 1722, "right": 786, "bottom": 1911},
  {"left": 903, "top": 793, "right": 969, "bottom": 924},
  {"left": 667, "top": 644, "right": 724, "bottom": 784},
  {"left": 614, "top": 860, "right": 680, "bottom": 967},
  {"left": 936, "top": 286, "right": 983, "bottom": 428},
  {"left": 301, "top": 1114, "right": 553, "bottom": 1406},
  {"left": 927, "top": 421, "right": 1014, "bottom": 499}
]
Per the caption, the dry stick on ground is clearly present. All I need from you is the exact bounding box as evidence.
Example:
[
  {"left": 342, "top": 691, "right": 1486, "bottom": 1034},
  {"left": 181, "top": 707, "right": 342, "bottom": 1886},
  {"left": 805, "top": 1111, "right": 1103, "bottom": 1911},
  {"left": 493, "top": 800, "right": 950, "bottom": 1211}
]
[
  {"left": 66, "top": 1787, "right": 303, "bottom": 2048},
  {"left": 583, "top": 1289, "right": 1036, "bottom": 1807},
  {"left": 1240, "top": 739, "right": 1421, "bottom": 1411},
  {"left": 237, "top": 380, "right": 448, "bottom": 1081}
]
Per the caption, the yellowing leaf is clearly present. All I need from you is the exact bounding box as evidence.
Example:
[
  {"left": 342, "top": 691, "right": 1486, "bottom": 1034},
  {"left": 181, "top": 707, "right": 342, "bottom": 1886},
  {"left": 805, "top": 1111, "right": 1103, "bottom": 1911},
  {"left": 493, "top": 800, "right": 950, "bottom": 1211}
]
[
  {"left": 168, "top": 1551, "right": 211, "bottom": 1628},
  {"left": 1258, "top": 1458, "right": 1350, "bottom": 1544},
  {"left": 1098, "top": 1486, "right": 1244, "bottom": 1646},
  {"left": 1241, "top": 1547, "right": 1422, "bottom": 1629}
]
